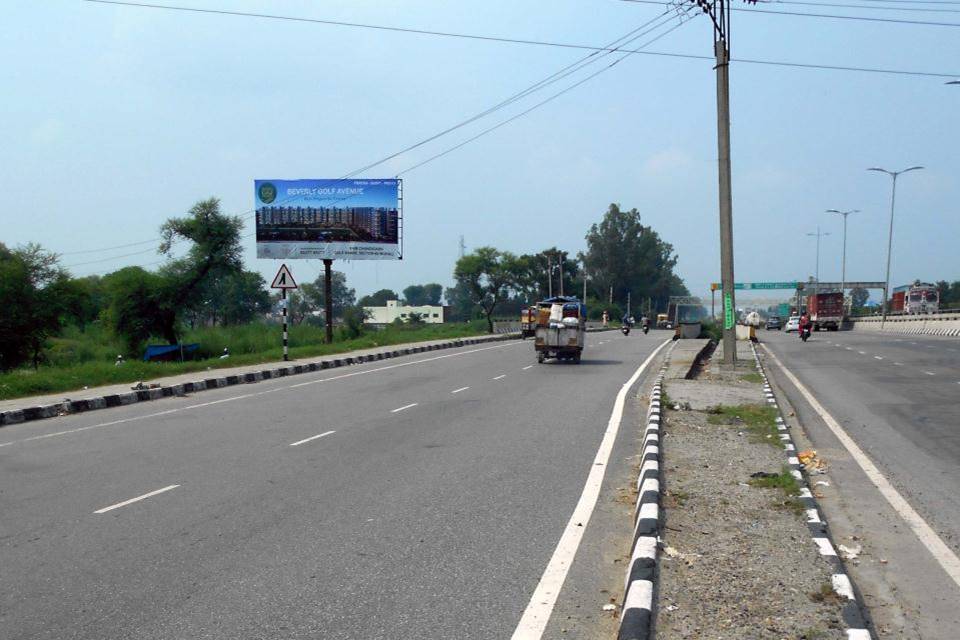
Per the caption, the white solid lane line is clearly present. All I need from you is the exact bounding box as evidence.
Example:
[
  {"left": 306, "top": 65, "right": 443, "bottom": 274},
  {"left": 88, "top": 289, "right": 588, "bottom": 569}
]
[
  {"left": 522, "top": 365, "right": 534, "bottom": 370},
  {"left": 94, "top": 484, "right": 180, "bottom": 514},
  {"left": 511, "top": 338, "right": 671, "bottom": 640},
  {"left": 493, "top": 374, "right": 506, "bottom": 380},
  {"left": 391, "top": 403, "right": 418, "bottom": 413},
  {"left": 289, "top": 430, "right": 336, "bottom": 447},
  {"left": 451, "top": 387, "right": 469, "bottom": 394},
  {"left": 762, "top": 345, "right": 960, "bottom": 591}
]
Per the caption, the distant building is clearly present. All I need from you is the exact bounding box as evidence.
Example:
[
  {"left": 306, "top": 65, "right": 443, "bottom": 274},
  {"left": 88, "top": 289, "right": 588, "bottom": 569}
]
[{"left": 363, "top": 300, "right": 446, "bottom": 325}]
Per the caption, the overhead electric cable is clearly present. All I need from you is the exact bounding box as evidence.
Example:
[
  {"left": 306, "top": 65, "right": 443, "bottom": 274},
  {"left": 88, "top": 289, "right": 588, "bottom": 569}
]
[
  {"left": 395, "top": 12, "right": 697, "bottom": 176},
  {"left": 619, "top": 0, "right": 960, "bottom": 26},
  {"left": 762, "top": 0, "right": 960, "bottom": 13}
]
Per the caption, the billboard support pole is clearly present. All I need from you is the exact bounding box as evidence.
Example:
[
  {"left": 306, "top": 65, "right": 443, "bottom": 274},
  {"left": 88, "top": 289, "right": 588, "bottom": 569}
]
[
  {"left": 282, "top": 289, "right": 289, "bottom": 361},
  {"left": 324, "top": 259, "right": 334, "bottom": 344}
]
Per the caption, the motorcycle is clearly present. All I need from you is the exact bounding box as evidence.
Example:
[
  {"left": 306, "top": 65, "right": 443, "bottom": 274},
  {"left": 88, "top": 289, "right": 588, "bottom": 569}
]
[
  {"left": 800, "top": 325, "right": 811, "bottom": 342},
  {"left": 642, "top": 324, "right": 649, "bottom": 335},
  {"left": 621, "top": 325, "right": 631, "bottom": 336}
]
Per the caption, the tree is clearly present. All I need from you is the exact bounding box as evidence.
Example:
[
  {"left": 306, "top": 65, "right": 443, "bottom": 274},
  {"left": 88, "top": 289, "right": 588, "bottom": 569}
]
[
  {"left": 102, "top": 266, "right": 178, "bottom": 353},
  {"left": 453, "top": 247, "right": 517, "bottom": 333},
  {"left": 0, "top": 243, "right": 79, "bottom": 370},
  {"left": 509, "top": 248, "right": 581, "bottom": 303},
  {"left": 444, "top": 281, "right": 479, "bottom": 322},
  {"left": 156, "top": 197, "right": 246, "bottom": 339},
  {"left": 403, "top": 283, "right": 443, "bottom": 306},
  {"left": 850, "top": 286, "right": 869, "bottom": 311},
  {"left": 583, "top": 204, "right": 687, "bottom": 313},
  {"left": 358, "top": 289, "right": 399, "bottom": 307},
  {"left": 301, "top": 271, "right": 356, "bottom": 319}
]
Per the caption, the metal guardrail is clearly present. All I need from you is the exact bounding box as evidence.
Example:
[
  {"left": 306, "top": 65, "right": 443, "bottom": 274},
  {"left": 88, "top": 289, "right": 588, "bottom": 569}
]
[{"left": 849, "top": 311, "right": 960, "bottom": 322}]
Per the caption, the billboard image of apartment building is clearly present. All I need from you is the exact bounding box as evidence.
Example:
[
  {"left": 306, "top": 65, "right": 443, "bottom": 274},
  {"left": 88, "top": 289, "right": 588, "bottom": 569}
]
[{"left": 255, "top": 179, "right": 401, "bottom": 260}]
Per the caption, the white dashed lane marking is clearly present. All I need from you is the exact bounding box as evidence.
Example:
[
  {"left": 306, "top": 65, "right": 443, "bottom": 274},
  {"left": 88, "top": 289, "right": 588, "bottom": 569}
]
[
  {"left": 493, "top": 374, "right": 506, "bottom": 380},
  {"left": 289, "top": 431, "right": 336, "bottom": 447},
  {"left": 94, "top": 484, "right": 180, "bottom": 514},
  {"left": 391, "top": 403, "right": 418, "bottom": 413},
  {"left": 451, "top": 387, "right": 469, "bottom": 394}
]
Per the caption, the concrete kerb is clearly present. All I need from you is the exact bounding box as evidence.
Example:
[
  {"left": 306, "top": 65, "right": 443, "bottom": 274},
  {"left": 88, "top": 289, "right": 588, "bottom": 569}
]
[
  {"left": 750, "top": 343, "right": 874, "bottom": 640},
  {"left": 617, "top": 341, "right": 677, "bottom": 640},
  {"left": 0, "top": 333, "right": 519, "bottom": 429}
]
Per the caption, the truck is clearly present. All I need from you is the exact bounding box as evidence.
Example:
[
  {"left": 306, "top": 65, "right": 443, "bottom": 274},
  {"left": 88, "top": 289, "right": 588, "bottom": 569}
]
[
  {"left": 891, "top": 281, "right": 939, "bottom": 314},
  {"left": 806, "top": 291, "right": 844, "bottom": 331}
]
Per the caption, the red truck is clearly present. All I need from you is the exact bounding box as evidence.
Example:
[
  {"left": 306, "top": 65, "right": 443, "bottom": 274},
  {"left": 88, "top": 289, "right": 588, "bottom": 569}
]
[{"left": 806, "top": 291, "right": 844, "bottom": 331}]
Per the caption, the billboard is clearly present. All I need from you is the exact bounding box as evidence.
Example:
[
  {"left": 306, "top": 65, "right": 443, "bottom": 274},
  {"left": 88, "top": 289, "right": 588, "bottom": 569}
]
[{"left": 255, "top": 179, "right": 401, "bottom": 260}]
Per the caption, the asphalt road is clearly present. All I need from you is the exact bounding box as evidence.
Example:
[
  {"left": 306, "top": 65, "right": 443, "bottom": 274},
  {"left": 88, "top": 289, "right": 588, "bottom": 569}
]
[
  {"left": 761, "top": 328, "right": 960, "bottom": 637},
  {"left": 0, "top": 331, "right": 665, "bottom": 640}
]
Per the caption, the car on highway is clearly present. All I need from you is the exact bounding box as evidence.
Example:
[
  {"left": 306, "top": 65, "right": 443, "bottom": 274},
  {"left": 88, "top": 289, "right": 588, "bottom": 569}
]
[
  {"left": 785, "top": 315, "right": 800, "bottom": 332},
  {"left": 766, "top": 316, "right": 782, "bottom": 330}
]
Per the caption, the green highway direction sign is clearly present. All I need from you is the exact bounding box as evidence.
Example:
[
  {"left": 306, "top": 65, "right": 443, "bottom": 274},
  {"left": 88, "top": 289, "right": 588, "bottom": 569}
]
[{"left": 711, "top": 282, "right": 800, "bottom": 291}]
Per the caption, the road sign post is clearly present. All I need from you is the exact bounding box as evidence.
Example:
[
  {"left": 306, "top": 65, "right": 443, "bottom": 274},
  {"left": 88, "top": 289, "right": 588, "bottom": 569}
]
[
  {"left": 323, "top": 259, "right": 334, "bottom": 345},
  {"left": 271, "top": 264, "right": 298, "bottom": 361}
]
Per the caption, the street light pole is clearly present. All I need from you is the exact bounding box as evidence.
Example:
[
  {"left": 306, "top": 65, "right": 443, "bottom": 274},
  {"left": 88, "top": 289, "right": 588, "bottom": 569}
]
[
  {"left": 868, "top": 166, "right": 924, "bottom": 323},
  {"left": 826, "top": 209, "right": 859, "bottom": 307},
  {"left": 806, "top": 227, "right": 830, "bottom": 294}
]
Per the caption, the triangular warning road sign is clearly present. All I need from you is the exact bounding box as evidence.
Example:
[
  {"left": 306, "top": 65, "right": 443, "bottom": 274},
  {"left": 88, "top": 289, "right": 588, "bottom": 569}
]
[{"left": 271, "top": 264, "right": 298, "bottom": 289}]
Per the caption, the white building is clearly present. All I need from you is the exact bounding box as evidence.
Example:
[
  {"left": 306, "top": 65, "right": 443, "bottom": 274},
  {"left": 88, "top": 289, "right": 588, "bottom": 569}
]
[{"left": 363, "top": 300, "right": 446, "bottom": 324}]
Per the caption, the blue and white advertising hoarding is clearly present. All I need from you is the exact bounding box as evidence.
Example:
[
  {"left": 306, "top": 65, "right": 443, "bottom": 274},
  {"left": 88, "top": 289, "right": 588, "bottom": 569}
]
[{"left": 255, "top": 179, "right": 402, "bottom": 260}]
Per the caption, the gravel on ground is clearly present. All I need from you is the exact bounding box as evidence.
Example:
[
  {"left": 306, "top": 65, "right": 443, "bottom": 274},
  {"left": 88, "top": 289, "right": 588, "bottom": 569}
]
[{"left": 655, "top": 365, "right": 847, "bottom": 640}]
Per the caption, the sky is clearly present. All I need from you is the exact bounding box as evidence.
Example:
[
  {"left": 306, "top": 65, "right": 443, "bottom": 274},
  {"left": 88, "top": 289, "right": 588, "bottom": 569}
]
[{"left": 2, "top": 0, "right": 958, "bottom": 307}]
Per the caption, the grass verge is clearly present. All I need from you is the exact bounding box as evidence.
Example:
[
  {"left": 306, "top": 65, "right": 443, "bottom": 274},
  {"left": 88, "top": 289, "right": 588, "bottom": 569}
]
[
  {"left": 706, "top": 403, "right": 781, "bottom": 448},
  {"left": 0, "top": 321, "right": 495, "bottom": 401},
  {"left": 740, "top": 372, "right": 764, "bottom": 384}
]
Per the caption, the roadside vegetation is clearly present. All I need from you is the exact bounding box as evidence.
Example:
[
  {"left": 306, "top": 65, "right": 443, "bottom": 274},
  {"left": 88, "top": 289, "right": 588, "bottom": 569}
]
[
  {"left": 1, "top": 200, "right": 691, "bottom": 400},
  {"left": 0, "top": 320, "right": 490, "bottom": 401},
  {"left": 706, "top": 403, "right": 781, "bottom": 447}
]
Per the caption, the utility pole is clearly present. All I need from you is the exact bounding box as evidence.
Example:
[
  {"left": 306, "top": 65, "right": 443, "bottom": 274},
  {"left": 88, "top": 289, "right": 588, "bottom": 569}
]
[
  {"left": 559, "top": 252, "right": 565, "bottom": 297},
  {"left": 826, "top": 209, "right": 859, "bottom": 309},
  {"left": 868, "top": 166, "right": 924, "bottom": 324},
  {"left": 547, "top": 255, "right": 553, "bottom": 298},
  {"left": 323, "top": 259, "right": 334, "bottom": 344},
  {"left": 627, "top": 291, "right": 631, "bottom": 318},
  {"left": 688, "top": 0, "right": 739, "bottom": 364},
  {"left": 609, "top": 285, "right": 613, "bottom": 306}
]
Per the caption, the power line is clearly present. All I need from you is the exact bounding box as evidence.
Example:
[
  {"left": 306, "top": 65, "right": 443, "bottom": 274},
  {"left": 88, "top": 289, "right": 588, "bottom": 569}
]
[
  {"left": 395, "top": 12, "right": 698, "bottom": 176},
  {"left": 81, "top": 0, "right": 678, "bottom": 53},
  {"left": 620, "top": 0, "right": 960, "bottom": 26},
  {"left": 761, "top": 0, "right": 960, "bottom": 13}
]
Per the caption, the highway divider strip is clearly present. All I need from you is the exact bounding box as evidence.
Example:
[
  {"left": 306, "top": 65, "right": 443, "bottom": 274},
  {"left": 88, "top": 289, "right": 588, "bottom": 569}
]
[
  {"left": 617, "top": 342, "right": 675, "bottom": 640},
  {"left": 0, "top": 334, "right": 522, "bottom": 428},
  {"left": 751, "top": 343, "right": 873, "bottom": 640}
]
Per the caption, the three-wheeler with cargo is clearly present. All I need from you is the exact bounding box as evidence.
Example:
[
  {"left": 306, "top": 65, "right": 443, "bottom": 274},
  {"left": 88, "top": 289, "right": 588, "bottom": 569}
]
[{"left": 533, "top": 296, "right": 586, "bottom": 364}]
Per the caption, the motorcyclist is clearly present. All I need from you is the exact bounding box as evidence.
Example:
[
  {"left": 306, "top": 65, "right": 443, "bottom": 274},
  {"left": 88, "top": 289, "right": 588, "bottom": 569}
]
[
  {"left": 621, "top": 313, "right": 632, "bottom": 327},
  {"left": 799, "top": 312, "right": 812, "bottom": 338}
]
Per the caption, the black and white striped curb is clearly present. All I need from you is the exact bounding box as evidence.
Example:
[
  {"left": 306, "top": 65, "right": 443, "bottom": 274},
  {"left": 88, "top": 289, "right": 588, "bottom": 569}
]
[
  {"left": 617, "top": 342, "right": 676, "bottom": 640},
  {"left": 752, "top": 343, "right": 873, "bottom": 640},
  {"left": 0, "top": 333, "right": 519, "bottom": 428}
]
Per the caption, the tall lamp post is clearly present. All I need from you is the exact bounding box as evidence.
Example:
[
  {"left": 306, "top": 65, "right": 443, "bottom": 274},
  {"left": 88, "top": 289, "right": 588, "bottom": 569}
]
[
  {"left": 806, "top": 227, "right": 831, "bottom": 294},
  {"left": 868, "top": 166, "right": 924, "bottom": 322},
  {"left": 826, "top": 209, "right": 859, "bottom": 307}
]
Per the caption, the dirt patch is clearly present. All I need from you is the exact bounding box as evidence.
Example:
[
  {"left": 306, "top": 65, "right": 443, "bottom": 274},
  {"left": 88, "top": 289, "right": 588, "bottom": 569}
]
[{"left": 656, "top": 383, "right": 846, "bottom": 639}]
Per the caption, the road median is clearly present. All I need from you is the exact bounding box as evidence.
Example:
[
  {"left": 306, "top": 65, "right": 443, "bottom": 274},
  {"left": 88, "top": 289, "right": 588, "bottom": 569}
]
[{"left": 617, "top": 339, "right": 872, "bottom": 639}]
